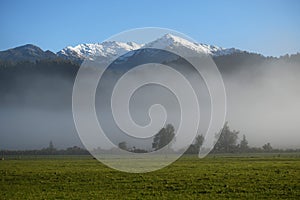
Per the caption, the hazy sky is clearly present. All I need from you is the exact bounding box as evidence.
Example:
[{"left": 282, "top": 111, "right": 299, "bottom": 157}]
[{"left": 0, "top": 0, "right": 299, "bottom": 56}]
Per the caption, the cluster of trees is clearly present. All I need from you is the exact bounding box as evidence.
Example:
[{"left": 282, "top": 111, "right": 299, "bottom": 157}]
[
  {"left": 2, "top": 123, "right": 300, "bottom": 157},
  {"left": 213, "top": 122, "right": 241, "bottom": 153},
  {"left": 0, "top": 141, "right": 89, "bottom": 156},
  {"left": 117, "top": 124, "right": 176, "bottom": 153},
  {"left": 185, "top": 135, "right": 204, "bottom": 154},
  {"left": 208, "top": 122, "right": 299, "bottom": 154},
  {"left": 211, "top": 122, "right": 276, "bottom": 154},
  {"left": 117, "top": 141, "right": 148, "bottom": 153},
  {"left": 152, "top": 124, "right": 175, "bottom": 150},
  {"left": 118, "top": 123, "right": 300, "bottom": 154}
]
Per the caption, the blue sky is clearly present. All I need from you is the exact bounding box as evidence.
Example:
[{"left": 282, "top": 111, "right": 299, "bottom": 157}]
[{"left": 0, "top": 0, "right": 299, "bottom": 56}]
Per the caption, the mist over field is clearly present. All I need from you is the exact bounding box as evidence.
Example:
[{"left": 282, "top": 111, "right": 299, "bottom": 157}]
[
  {"left": 220, "top": 57, "right": 300, "bottom": 148},
  {"left": 0, "top": 52, "right": 299, "bottom": 150}
]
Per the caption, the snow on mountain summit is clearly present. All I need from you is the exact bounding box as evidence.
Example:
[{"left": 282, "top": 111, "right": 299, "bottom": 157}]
[
  {"left": 57, "top": 34, "right": 241, "bottom": 61},
  {"left": 57, "top": 41, "right": 143, "bottom": 60},
  {"left": 145, "top": 34, "right": 241, "bottom": 56},
  {"left": 144, "top": 34, "right": 211, "bottom": 54}
]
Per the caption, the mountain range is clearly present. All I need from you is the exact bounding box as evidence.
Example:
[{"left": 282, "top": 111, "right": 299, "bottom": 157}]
[{"left": 0, "top": 34, "right": 244, "bottom": 63}]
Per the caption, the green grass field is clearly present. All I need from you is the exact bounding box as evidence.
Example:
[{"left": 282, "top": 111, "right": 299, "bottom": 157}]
[{"left": 1, "top": 154, "right": 299, "bottom": 199}]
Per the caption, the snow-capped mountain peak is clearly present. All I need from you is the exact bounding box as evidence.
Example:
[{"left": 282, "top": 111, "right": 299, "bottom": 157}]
[
  {"left": 145, "top": 34, "right": 241, "bottom": 56},
  {"left": 57, "top": 34, "right": 241, "bottom": 61},
  {"left": 57, "top": 41, "right": 143, "bottom": 60},
  {"left": 145, "top": 33, "right": 210, "bottom": 53}
]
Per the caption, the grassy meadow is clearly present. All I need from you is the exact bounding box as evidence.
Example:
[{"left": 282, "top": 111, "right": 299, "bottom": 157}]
[{"left": 0, "top": 154, "right": 299, "bottom": 199}]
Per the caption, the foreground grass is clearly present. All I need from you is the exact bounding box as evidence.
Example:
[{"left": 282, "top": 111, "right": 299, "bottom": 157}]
[{"left": 0, "top": 154, "right": 299, "bottom": 199}]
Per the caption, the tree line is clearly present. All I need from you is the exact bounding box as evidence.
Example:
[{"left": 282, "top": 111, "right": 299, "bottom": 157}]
[
  {"left": 118, "top": 123, "right": 300, "bottom": 154},
  {"left": 1, "top": 123, "right": 300, "bottom": 157},
  {"left": 0, "top": 141, "right": 89, "bottom": 157}
]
